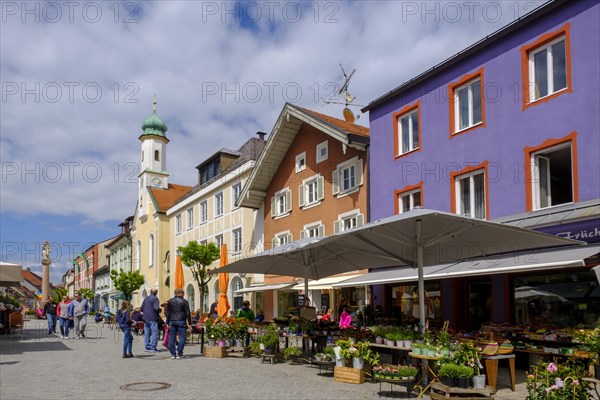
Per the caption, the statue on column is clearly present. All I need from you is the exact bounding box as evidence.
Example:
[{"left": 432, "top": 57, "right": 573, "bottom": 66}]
[{"left": 41, "top": 241, "right": 51, "bottom": 307}]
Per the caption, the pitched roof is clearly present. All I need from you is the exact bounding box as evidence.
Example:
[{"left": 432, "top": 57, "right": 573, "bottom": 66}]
[
  {"left": 149, "top": 183, "right": 192, "bottom": 213},
  {"left": 299, "top": 107, "right": 369, "bottom": 137},
  {"left": 21, "top": 269, "right": 42, "bottom": 287},
  {"left": 237, "top": 103, "right": 369, "bottom": 209}
]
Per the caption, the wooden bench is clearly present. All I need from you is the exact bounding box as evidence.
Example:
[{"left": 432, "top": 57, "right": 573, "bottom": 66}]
[{"left": 430, "top": 382, "right": 495, "bottom": 399}]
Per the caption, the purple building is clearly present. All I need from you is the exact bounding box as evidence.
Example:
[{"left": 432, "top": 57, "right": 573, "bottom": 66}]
[{"left": 357, "top": 0, "right": 600, "bottom": 332}]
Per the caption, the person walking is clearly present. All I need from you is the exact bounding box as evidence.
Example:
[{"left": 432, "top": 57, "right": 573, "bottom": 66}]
[
  {"left": 43, "top": 296, "right": 58, "bottom": 334},
  {"left": 165, "top": 288, "right": 191, "bottom": 359},
  {"left": 141, "top": 288, "right": 161, "bottom": 353},
  {"left": 117, "top": 300, "right": 134, "bottom": 358},
  {"left": 57, "top": 296, "right": 71, "bottom": 339},
  {"left": 69, "top": 292, "right": 89, "bottom": 339}
]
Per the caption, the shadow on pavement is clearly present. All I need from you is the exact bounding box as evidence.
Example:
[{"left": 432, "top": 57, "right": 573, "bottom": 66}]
[
  {"left": 0, "top": 361, "right": 20, "bottom": 365},
  {"left": 0, "top": 340, "right": 74, "bottom": 355}
]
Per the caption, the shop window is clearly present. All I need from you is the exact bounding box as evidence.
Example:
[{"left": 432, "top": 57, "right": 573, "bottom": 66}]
[
  {"left": 513, "top": 270, "right": 599, "bottom": 328},
  {"left": 388, "top": 283, "right": 441, "bottom": 326}
]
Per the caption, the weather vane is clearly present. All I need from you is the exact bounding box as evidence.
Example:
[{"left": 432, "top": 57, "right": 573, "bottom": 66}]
[{"left": 324, "top": 64, "right": 365, "bottom": 123}]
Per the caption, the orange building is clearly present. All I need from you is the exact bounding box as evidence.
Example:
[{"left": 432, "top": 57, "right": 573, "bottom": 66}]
[{"left": 238, "top": 103, "right": 370, "bottom": 321}]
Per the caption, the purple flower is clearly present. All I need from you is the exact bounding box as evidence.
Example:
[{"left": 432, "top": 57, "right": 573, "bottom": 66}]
[{"left": 547, "top": 362, "right": 558, "bottom": 373}]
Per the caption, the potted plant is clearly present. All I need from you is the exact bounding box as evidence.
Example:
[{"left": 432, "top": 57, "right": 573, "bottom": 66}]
[
  {"left": 283, "top": 346, "right": 302, "bottom": 363},
  {"left": 526, "top": 359, "right": 592, "bottom": 398},
  {"left": 403, "top": 329, "right": 415, "bottom": 349},
  {"left": 397, "top": 365, "right": 418, "bottom": 380},
  {"left": 439, "top": 363, "right": 460, "bottom": 387},
  {"left": 456, "top": 365, "right": 474, "bottom": 388},
  {"left": 259, "top": 327, "right": 280, "bottom": 355},
  {"left": 575, "top": 324, "right": 600, "bottom": 379},
  {"left": 411, "top": 342, "right": 424, "bottom": 355}
]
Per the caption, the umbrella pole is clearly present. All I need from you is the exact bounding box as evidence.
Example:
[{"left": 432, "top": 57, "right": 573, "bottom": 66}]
[
  {"left": 304, "top": 268, "right": 309, "bottom": 306},
  {"left": 416, "top": 219, "right": 426, "bottom": 333}
]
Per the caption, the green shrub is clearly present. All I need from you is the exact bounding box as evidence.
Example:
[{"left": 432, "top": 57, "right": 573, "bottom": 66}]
[{"left": 283, "top": 346, "right": 302, "bottom": 361}]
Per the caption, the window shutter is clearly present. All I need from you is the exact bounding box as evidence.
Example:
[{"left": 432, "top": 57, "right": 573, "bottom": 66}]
[
  {"left": 356, "top": 159, "right": 364, "bottom": 186},
  {"left": 356, "top": 213, "right": 365, "bottom": 227},
  {"left": 298, "top": 184, "right": 305, "bottom": 208},
  {"left": 300, "top": 229, "right": 306, "bottom": 239},
  {"left": 287, "top": 233, "right": 293, "bottom": 243},
  {"left": 318, "top": 225, "right": 325, "bottom": 237},
  {"left": 317, "top": 175, "right": 325, "bottom": 200},
  {"left": 332, "top": 170, "right": 340, "bottom": 195},
  {"left": 271, "top": 196, "right": 276, "bottom": 217},
  {"left": 272, "top": 237, "right": 278, "bottom": 248},
  {"left": 334, "top": 220, "right": 340, "bottom": 234},
  {"left": 285, "top": 190, "right": 292, "bottom": 213}
]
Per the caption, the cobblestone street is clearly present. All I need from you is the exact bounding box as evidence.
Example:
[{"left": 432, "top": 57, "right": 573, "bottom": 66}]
[{"left": 1, "top": 321, "right": 531, "bottom": 400}]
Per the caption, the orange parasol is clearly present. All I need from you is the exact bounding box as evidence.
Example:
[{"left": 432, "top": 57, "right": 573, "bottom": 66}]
[
  {"left": 216, "top": 244, "right": 230, "bottom": 318},
  {"left": 175, "top": 254, "right": 184, "bottom": 290}
]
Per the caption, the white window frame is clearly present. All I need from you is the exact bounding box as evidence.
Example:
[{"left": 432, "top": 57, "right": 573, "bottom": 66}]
[
  {"left": 398, "top": 109, "right": 419, "bottom": 155},
  {"left": 316, "top": 141, "right": 328, "bottom": 163},
  {"left": 295, "top": 152, "right": 306, "bottom": 173},
  {"left": 332, "top": 157, "right": 363, "bottom": 197},
  {"left": 273, "top": 230, "right": 292, "bottom": 248},
  {"left": 232, "top": 183, "right": 242, "bottom": 209},
  {"left": 148, "top": 234, "right": 154, "bottom": 267},
  {"left": 334, "top": 209, "right": 365, "bottom": 234},
  {"left": 299, "top": 174, "right": 324, "bottom": 209},
  {"left": 528, "top": 36, "right": 567, "bottom": 102},
  {"left": 175, "top": 214, "right": 182, "bottom": 235},
  {"left": 531, "top": 142, "right": 573, "bottom": 210},
  {"left": 398, "top": 189, "right": 422, "bottom": 213},
  {"left": 200, "top": 200, "right": 208, "bottom": 224},
  {"left": 215, "top": 192, "right": 224, "bottom": 217},
  {"left": 232, "top": 228, "right": 242, "bottom": 254},
  {"left": 215, "top": 234, "right": 223, "bottom": 250},
  {"left": 454, "top": 78, "right": 482, "bottom": 133},
  {"left": 271, "top": 188, "right": 292, "bottom": 219},
  {"left": 186, "top": 208, "right": 194, "bottom": 230},
  {"left": 454, "top": 170, "right": 486, "bottom": 220},
  {"left": 300, "top": 222, "right": 324, "bottom": 239}
]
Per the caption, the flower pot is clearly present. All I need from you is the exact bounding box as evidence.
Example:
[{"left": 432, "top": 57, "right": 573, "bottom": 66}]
[
  {"left": 439, "top": 349, "right": 450, "bottom": 357},
  {"left": 457, "top": 377, "right": 470, "bottom": 389},
  {"left": 352, "top": 357, "right": 364, "bottom": 370},
  {"left": 412, "top": 347, "right": 422, "bottom": 355},
  {"left": 385, "top": 339, "right": 394, "bottom": 346},
  {"left": 404, "top": 340, "right": 413, "bottom": 349},
  {"left": 473, "top": 375, "right": 486, "bottom": 389},
  {"left": 375, "top": 336, "right": 383, "bottom": 344},
  {"left": 335, "top": 358, "right": 346, "bottom": 367},
  {"left": 427, "top": 349, "right": 436, "bottom": 357},
  {"left": 440, "top": 377, "right": 454, "bottom": 387},
  {"left": 396, "top": 340, "right": 403, "bottom": 347}
]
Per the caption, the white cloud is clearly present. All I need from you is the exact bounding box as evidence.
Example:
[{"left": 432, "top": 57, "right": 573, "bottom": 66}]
[{"left": 1, "top": 0, "right": 548, "bottom": 224}]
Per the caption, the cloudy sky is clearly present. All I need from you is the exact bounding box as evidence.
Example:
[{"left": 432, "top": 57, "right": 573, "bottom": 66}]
[{"left": 1, "top": 0, "right": 547, "bottom": 282}]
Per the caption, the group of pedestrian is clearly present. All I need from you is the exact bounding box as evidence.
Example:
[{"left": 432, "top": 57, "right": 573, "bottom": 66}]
[
  {"left": 43, "top": 292, "right": 89, "bottom": 339},
  {"left": 114, "top": 288, "right": 192, "bottom": 360}
]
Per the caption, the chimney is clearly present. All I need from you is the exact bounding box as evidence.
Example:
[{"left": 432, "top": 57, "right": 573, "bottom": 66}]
[{"left": 257, "top": 131, "right": 267, "bottom": 142}]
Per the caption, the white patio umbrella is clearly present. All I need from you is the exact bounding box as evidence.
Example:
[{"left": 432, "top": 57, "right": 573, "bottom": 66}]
[
  {"left": 0, "top": 262, "right": 22, "bottom": 286},
  {"left": 515, "top": 286, "right": 570, "bottom": 303},
  {"left": 214, "top": 236, "right": 401, "bottom": 296},
  {"left": 325, "top": 209, "right": 581, "bottom": 331}
]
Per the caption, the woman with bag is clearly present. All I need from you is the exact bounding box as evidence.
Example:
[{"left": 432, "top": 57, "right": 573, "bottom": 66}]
[
  {"left": 117, "top": 300, "right": 134, "bottom": 358},
  {"left": 57, "top": 296, "right": 71, "bottom": 339}
]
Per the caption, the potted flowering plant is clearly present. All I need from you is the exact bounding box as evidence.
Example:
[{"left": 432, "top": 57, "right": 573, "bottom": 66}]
[
  {"left": 397, "top": 365, "right": 418, "bottom": 380},
  {"left": 337, "top": 339, "right": 379, "bottom": 369},
  {"left": 373, "top": 365, "right": 399, "bottom": 380},
  {"left": 574, "top": 324, "right": 600, "bottom": 378},
  {"left": 526, "top": 359, "right": 591, "bottom": 399}
]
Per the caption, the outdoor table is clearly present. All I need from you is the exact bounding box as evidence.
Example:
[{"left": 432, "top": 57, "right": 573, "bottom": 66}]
[
  {"left": 311, "top": 359, "right": 335, "bottom": 375},
  {"left": 374, "top": 376, "right": 416, "bottom": 398},
  {"left": 408, "top": 352, "right": 441, "bottom": 398},
  {"left": 482, "top": 354, "right": 516, "bottom": 391}
]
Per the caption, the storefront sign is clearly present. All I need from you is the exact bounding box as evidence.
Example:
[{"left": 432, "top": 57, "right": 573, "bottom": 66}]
[{"left": 535, "top": 218, "right": 600, "bottom": 243}]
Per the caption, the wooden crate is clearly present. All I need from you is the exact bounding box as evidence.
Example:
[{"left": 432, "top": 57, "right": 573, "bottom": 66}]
[
  {"left": 204, "top": 345, "right": 227, "bottom": 358},
  {"left": 430, "top": 382, "right": 495, "bottom": 399},
  {"left": 334, "top": 366, "right": 365, "bottom": 384}
]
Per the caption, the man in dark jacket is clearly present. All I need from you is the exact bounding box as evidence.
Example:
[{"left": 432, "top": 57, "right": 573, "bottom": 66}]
[
  {"left": 166, "top": 288, "right": 191, "bottom": 359},
  {"left": 43, "top": 296, "right": 58, "bottom": 334},
  {"left": 141, "top": 288, "right": 161, "bottom": 352}
]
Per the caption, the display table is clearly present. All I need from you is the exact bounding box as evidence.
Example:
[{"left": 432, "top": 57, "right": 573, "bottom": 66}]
[
  {"left": 429, "top": 382, "right": 495, "bottom": 399},
  {"left": 409, "top": 352, "right": 441, "bottom": 398},
  {"left": 374, "top": 376, "right": 416, "bottom": 398},
  {"left": 369, "top": 343, "right": 411, "bottom": 364},
  {"left": 311, "top": 359, "right": 335, "bottom": 375},
  {"left": 483, "top": 354, "right": 515, "bottom": 391}
]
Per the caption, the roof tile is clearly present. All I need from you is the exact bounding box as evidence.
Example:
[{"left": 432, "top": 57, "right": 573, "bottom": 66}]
[
  {"left": 149, "top": 183, "right": 192, "bottom": 212},
  {"left": 299, "top": 107, "right": 369, "bottom": 137}
]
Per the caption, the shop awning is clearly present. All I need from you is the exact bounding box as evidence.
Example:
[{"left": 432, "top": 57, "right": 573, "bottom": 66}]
[
  {"left": 333, "top": 245, "right": 599, "bottom": 288},
  {"left": 0, "top": 262, "right": 22, "bottom": 286},
  {"left": 235, "top": 282, "right": 296, "bottom": 294},
  {"left": 292, "top": 274, "right": 362, "bottom": 291}
]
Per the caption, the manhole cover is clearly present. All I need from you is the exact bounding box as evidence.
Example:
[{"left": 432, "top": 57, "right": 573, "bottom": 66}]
[{"left": 119, "top": 382, "right": 172, "bottom": 392}]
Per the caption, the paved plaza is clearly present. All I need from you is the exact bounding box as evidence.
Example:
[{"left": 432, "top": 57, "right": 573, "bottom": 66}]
[{"left": 0, "top": 320, "right": 531, "bottom": 400}]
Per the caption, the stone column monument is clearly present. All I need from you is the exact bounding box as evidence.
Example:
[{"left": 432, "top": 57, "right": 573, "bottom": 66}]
[{"left": 41, "top": 241, "right": 51, "bottom": 307}]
